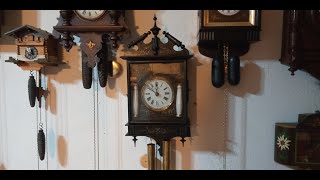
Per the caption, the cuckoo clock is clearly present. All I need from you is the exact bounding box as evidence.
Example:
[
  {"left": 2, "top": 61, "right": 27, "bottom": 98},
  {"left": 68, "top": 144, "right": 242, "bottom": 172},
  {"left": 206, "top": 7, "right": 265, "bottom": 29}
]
[
  {"left": 275, "top": 111, "right": 320, "bottom": 169},
  {"left": 53, "top": 10, "right": 126, "bottom": 89},
  {"left": 4, "top": 25, "right": 63, "bottom": 161},
  {"left": 198, "top": 10, "right": 261, "bottom": 88},
  {"left": 4, "top": 25, "right": 63, "bottom": 108},
  {"left": 121, "top": 16, "right": 192, "bottom": 169}
]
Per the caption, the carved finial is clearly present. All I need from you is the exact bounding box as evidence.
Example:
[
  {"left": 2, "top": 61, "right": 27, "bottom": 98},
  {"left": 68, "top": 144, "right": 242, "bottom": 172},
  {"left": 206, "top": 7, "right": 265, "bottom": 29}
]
[
  {"left": 150, "top": 15, "right": 161, "bottom": 36},
  {"left": 288, "top": 67, "right": 296, "bottom": 76},
  {"left": 133, "top": 136, "right": 138, "bottom": 147},
  {"left": 150, "top": 15, "right": 161, "bottom": 55},
  {"left": 180, "top": 137, "right": 186, "bottom": 147}
]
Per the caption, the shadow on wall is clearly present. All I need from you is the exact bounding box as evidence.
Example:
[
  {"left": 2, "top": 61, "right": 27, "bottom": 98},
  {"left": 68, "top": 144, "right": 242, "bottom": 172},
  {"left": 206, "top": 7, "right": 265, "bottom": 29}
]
[
  {"left": 57, "top": 135, "right": 68, "bottom": 167},
  {"left": 229, "top": 62, "right": 264, "bottom": 97},
  {"left": 171, "top": 45, "right": 264, "bottom": 169},
  {"left": 45, "top": 46, "right": 81, "bottom": 115},
  {"left": 0, "top": 163, "right": 6, "bottom": 170},
  {"left": 0, "top": 10, "right": 23, "bottom": 47},
  {"left": 0, "top": 10, "right": 38, "bottom": 51},
  {"left": 117, "top": 10, "right": 158, "bottom": 98}
]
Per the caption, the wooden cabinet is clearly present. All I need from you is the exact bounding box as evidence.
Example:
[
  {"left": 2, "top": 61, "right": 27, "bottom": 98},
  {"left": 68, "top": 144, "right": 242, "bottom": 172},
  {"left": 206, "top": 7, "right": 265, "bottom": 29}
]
[
  {"left": 274, "top": 112, "right": 320, "bottom": 169},
  {"left": 280, "top": 10, "right": 320, "bottom": 80}
]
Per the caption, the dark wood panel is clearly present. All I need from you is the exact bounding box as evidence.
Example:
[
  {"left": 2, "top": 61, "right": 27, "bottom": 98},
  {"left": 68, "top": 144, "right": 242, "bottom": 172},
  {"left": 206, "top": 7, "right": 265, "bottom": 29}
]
[{"left": 280, "top": 10, "right": 320, "bottom": 80}]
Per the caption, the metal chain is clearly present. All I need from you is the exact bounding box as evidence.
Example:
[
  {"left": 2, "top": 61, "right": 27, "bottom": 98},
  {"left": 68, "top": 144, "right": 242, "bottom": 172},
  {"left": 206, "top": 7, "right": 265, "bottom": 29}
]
[
  {"left": 96, "top": 67, "right": 100, "bottom": 170},
  {"left": 222, "top": 43, "right": 229, "bottom": 170},
  {"left": 223, "top": 44, "right": 229, "bottom": 74},
  {"left": 93, "top": 71, "right": 96, "bottom": 170},
  {"left": 35, "top": 71, "right": 39, "bottom": 170},
  {"left": 43, "top": 67, "right": 49, "bottom": 170}
]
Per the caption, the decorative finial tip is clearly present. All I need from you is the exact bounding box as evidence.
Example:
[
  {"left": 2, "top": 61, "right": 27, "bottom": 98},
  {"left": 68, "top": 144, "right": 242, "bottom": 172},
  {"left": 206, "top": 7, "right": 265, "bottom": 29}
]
[{"left": 153, "top": 14, "right": 157, "bottom": 21}]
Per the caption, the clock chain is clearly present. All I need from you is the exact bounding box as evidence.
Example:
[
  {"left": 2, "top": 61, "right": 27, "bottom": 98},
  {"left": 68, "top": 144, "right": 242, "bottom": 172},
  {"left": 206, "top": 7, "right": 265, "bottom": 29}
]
[
  {"left": 93, "top": 70, "right": 96, "bottom": 170},
  {"left": 92, "top": 67, "right": 100, "bottom": 170},
  {"left": 35, "top": 68, "right": 49, "bottom": 169},
  {"left": 34, "top": 71, "right": 39, "bottom": 170},
  {"left": 222, "top": 43, "right": 229, "bottom": 170},
  {"left": 43, "top": 67, "right": 49, "bottom": 170}
]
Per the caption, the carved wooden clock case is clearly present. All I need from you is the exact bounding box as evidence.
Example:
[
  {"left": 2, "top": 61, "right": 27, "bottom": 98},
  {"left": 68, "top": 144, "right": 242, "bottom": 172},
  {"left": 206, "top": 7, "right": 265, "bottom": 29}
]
[
  {"left": 198, "top": 10, "right": 261, "bottom": 88},
  {"left": 280, "top": 10, "right": 320, "bottom": 80},
  {"left": 121, "top": 16, "right": 192, "bottom": 156},
  {"left": 54, "top": 10, "right": 126, "bottom": 89}
]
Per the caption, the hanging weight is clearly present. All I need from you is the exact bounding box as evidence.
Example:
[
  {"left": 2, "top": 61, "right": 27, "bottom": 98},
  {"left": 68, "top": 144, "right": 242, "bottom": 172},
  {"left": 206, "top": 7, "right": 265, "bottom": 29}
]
[
  {"left": 97, "top": 34, "right": 109, "bottom": 88},
  {"left": 37, "top": 129, "right": 45, "bottom": 161},
  {"left": 97, "top": 59, "right": 108, "bottom": 88},
  {"left": 28, "top": 75, "right": 37, "bottom": 107},
  {"left": 227, "top": 55, "right": 240, "bottom": 86},
  {"left": 82, "top": 61, "right": 93, "bottom": 89},
  {"left": 211, "top": 54, "right": 225, "bottom": 88}
]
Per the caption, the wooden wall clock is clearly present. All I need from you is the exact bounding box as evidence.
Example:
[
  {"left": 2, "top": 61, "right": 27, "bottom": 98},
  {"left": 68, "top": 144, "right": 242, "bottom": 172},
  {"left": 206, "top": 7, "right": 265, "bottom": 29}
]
[
  {"left": 280, "top": 10, "right": 320, "bottom": 80},
  {"left": 3, "top": 25, "right": 64, "bottom": 161},
  {"left": 54, "top": 10, "right": 126, "bottom": 89},
  {"left": 121, "top": 16, "right": 192, "bottom": 170},
  {"left": 198, "top": 10, "right": 261, "bottom": 88},
  {"left": 4, "top": 25, "right": 63, "bottom": 108}
]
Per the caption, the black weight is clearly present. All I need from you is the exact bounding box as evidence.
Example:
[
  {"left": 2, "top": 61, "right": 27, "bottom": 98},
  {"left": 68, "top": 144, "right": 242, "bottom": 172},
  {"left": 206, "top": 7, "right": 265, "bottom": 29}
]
[
  {"left": 228, "top": 56, "right": 240, "bottom": 86},
  {"left": 37, "top": 129, "right": 45, "bottom": 161},
  {"left": 28, "top": 76, "right": 37, "bottom": 107},
  {"left": 97, "top": 60, "right": 108, "bottom": 88},
  {"left": 82, "top": 61, "right": 93, "bottom": 89},
  {"left": 211, "top": 55, "right": 225, "bottom": 88}
]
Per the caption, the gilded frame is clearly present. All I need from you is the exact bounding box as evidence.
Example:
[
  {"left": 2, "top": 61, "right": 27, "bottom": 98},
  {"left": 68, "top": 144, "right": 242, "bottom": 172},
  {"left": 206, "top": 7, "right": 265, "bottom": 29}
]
[{"left": 203, "top": 10, "right": 256, "bottom": 27}]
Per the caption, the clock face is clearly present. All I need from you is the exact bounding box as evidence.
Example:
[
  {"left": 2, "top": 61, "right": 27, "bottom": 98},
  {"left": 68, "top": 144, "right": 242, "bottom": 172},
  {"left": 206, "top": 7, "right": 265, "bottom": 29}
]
[
  {"left": 25, "top": 46, "right": 38, "bottom": 60},
  {"left": 74, "top": 10, "right": 106, "bottom": 20},
  {"left": 217, "top": 10, "right": 240, "bottom": 16},
  {"left": 141, "top": 78, "right": 174, "bottom": 111}
]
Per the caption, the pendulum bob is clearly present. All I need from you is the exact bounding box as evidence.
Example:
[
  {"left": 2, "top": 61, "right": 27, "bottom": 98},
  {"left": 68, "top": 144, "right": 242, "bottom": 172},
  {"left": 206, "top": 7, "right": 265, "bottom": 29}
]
[
  {"left": 82, "top": 61, "right": 93, "bottom": 89},
  {"left": 162, "top": 140, "right": 171, "bottom": 170},
  {"left": 37, "top": 129, "right": 46, "bottom": 161},
  {"left": 211, "top": 53, "right": 225, "bottom": 88},
  {"left": 28, "top": 75, "right": 37, "bottom": 107},
  {"left": 228, "top": 55, "right": 240, "bottom": 86},
  {"left": 97, "top": 60, "right": 108, "bottom": 88},
  {"left": 147, "top": 143, "right": 156, "bottom": 170}
]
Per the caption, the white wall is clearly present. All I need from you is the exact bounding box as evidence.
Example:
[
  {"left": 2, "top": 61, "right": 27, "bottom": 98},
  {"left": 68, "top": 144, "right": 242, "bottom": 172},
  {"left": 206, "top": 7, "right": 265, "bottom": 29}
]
[{"left": 0, "top": 10, "right": 319, "bottom": 170}]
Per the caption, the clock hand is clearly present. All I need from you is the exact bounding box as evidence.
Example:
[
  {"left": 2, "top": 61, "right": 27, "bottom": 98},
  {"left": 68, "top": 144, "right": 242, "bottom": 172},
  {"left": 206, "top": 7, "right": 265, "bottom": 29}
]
[
  {"left": 147, "top": 87, "right": 156, "bottom": 94},
  {"left": 155, "top": 81, "right": 158, "bottom": 92}
]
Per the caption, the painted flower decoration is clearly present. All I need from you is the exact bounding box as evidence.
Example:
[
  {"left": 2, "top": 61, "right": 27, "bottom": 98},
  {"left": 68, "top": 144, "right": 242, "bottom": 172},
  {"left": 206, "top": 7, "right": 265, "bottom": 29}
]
[{"left": 277, "top": 134, "right": 291, "bottom": 151}]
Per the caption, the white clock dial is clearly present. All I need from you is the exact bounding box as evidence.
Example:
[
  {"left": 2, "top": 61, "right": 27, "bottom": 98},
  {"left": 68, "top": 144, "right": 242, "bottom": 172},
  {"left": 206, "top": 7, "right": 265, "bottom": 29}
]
[
  {"left": 217, "top": 10, "right": 240, "bottom": 16},
  {"left": 141, "top": 78, "right": 174, "bottom": 111},
  {"left": 74, "top": 10, "right": 106, "bottom": 20}
]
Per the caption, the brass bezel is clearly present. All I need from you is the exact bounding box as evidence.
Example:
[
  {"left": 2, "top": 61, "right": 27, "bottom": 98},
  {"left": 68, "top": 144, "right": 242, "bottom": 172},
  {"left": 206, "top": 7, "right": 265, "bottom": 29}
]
[
  {"left": 140, "top": 76, "right": 175, "bottom": 112},
  {"left": 203, "top": 10, "right": 256, "bottom": 27}
]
